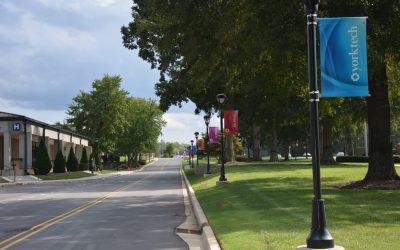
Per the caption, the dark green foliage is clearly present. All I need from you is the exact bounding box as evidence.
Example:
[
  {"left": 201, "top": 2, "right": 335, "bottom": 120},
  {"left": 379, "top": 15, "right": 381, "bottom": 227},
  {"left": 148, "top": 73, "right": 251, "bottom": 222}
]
[
  {"left": 53, "top": 150, "right": 66, "bottom": 173},
  {"left": 79, "top": 147, "right": 89, "bottom": 171},
  {"left": 235, "top": 156, "right": 249, "bottom": 162},
  {"left": 33, "top": 138, "right": 52, "bottom": 175},
  {"left": 66, "top": 147, "right": 79, "bottom": 172},
  {"left": 336, "top": 156, "right": 369, "bottom": 163},
  {"left": 138, "top": 159, "right": 147, "bottom": 165},
  {"left": 336, "top": 156, "right": 400, "bottom": 164}
]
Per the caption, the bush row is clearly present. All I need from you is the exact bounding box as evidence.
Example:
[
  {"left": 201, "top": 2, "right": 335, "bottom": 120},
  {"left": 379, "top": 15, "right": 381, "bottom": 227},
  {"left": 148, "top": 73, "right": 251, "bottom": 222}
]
[
  {"left": 34, "top": 138, "right": 90, "bottom": 175},
  {"left": 336, "top": 155, "right": 400, "bottom": 163}
]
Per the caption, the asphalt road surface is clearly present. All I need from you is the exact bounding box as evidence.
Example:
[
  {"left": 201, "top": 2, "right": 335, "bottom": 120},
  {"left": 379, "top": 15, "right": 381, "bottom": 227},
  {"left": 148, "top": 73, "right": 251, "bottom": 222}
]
[{"left": 0, "top": 158, "right": 188, "bottom": 250}]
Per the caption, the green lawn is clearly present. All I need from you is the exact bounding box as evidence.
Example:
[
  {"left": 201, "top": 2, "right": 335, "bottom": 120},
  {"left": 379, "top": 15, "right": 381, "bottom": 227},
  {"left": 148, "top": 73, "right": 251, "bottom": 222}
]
[
  {"left": 38, "top": 172, "right": 93, "bottom": 180},
  {"left": 183, "top": 157, "right": 218, "bottom": 166},
  {"left": 186, "top": 160, "right": 400, "bottom": 250},
  {"left": 0, "top": 178, "right": 8, "bottom": 183},
  {"left": 100, "top": 169, "right": 120, "bottom": 174}
]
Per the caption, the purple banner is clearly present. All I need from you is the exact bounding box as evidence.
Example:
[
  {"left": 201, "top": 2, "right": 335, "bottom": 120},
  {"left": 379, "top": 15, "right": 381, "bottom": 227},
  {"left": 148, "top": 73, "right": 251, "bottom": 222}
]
[{"left": 209, "top": 127, "right": 219, "bottom": 144}]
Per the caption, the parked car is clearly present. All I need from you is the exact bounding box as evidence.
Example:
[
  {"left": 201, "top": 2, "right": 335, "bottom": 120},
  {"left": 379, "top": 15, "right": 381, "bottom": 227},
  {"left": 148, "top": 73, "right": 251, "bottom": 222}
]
[
  {"left": 336, "top": 152, "right": 344, "bottom": 156},
  {"left": 303, "top": 153, "right": 311, "bottom": 157}
]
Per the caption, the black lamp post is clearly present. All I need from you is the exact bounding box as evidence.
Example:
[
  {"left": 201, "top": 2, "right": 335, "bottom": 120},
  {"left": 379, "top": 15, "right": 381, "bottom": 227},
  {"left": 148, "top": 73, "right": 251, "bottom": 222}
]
[
  {"left": 301, "top": 0, "right": 334, "bottom": 249},
  {"left": 190, "top": 140, "right": 194, "bottom": 168},
  {"left": 216, "top": 93, "right": 227, "bottom": 182},
  {"left": 194, "top": 132, "right": 199, "bottom": 166},
  {"left": 204, "top": 114, "right": 211, "bottom": 175}
]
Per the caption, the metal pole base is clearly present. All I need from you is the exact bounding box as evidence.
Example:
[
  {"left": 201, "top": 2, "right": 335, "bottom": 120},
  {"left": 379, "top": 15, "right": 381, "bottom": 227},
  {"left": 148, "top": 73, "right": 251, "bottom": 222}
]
[
  {"left": 218, "top": 176, "right": 227, "bottom": 182},
  {"left": 306, "top": 199, "right": 334, "bottom": 249},
  {"left": 297, "top": 245, "right": 344, "bottom": 250},
  {"left": 216, "top": 180, "right": 229, "bottom": 185}
]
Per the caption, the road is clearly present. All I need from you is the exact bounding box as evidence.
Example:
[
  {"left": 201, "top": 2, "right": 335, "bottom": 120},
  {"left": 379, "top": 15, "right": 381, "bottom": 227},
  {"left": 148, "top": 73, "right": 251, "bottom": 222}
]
[{"left": 0, "top": 158, "right": 188, "bottom": 250}]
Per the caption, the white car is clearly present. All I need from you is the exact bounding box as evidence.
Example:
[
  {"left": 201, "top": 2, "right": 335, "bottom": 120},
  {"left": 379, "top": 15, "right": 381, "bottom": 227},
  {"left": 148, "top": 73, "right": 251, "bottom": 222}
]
[
  {"left": 336, "top": 152, "right": 344, "bottom": 156},
  {"left": 303, "top": 153, "right": 311, "bottom": 157}
]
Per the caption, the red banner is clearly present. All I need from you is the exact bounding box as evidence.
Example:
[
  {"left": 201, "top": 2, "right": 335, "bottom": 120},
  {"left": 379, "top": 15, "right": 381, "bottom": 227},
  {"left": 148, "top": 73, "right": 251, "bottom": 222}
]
[
  {"left": 224, "top": 110, "right": 239, "bottom": 136},
  {"left": 198, "top": 139, "right": 205, "bottom": 150}
]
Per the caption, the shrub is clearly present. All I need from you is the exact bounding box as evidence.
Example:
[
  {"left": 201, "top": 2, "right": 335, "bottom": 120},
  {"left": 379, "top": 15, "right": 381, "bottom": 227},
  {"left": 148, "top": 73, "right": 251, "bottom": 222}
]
[
  {"left": 336, "top": 155, "right": 400, "bottom": 163},
  {"left": 53, "top": 150, "right": 66, "bottom": 173},
  {"left": 79, "top": 147, "right": 89, "bottom": 171},
  {"left": 138, "top": 159, "right": 147, "bottom": 165},
  {"left": 235, "top": 156, "right": 249, "bottom": 162},
  {"left": 66, "top": 147, "right": 79, "bottom": 172},
  {"left": 336, "top": 156, "right": 368, "bottom": 163},
  {"left": 33, "top": 138, "right": 52, "bottom": 175}
]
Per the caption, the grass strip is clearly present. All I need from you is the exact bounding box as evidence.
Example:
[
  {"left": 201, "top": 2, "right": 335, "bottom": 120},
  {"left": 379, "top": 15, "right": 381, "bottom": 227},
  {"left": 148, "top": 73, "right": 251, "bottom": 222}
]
[
  {"left": 38, "top": 172, "right": 93, "bottom": 180},
  {"left": 186, "top": 160, "right": 400, "bottom": 250}
]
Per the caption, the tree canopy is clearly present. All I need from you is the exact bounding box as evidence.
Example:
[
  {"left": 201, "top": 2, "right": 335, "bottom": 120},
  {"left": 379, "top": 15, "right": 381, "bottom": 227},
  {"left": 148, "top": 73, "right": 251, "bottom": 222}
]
[
  {"left": 122, "top": 0, "right": 400, "bottom": 180},
  {"left": 67, "top": 74, "right": 165, "bottom": 165}
]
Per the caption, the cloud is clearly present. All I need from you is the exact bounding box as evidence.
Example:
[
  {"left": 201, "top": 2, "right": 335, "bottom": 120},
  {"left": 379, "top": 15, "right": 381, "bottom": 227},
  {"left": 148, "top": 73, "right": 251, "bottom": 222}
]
[
  {"left": 0, "top": 0, "right": 212, "bottom": 144},
  {"left": 36, "top": 0, "right": 117, "bottom": 11},
  {"left": 0, "top": 0, "right": 157, "bottom": 111}
]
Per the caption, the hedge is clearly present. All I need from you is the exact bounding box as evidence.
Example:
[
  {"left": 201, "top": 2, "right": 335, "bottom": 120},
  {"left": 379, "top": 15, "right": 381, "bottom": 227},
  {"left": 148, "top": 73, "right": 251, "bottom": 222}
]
[
  {"left": 336, "top": 155, "right": 400, "bottom": 163},
  {"left": 53, "top": 150, "right": 66, "bottom": 173},
  {"left": 66, "top": 147, "right": 79, "bottom": 172},
  {"left": 33, "top": 138, "right": 52, "bottom": 175}
]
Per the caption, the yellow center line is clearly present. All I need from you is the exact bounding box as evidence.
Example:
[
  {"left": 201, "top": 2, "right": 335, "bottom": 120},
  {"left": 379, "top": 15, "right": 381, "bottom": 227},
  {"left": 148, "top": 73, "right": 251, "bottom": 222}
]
[{"left": 0, "top": 172, "right": 156, "bottom": 250}]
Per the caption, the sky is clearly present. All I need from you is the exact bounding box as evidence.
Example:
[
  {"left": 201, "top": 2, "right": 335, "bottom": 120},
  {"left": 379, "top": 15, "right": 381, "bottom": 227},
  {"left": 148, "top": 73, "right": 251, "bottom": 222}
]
[{"left": 0, "top": 0, "right": 220, "bottom": 144}]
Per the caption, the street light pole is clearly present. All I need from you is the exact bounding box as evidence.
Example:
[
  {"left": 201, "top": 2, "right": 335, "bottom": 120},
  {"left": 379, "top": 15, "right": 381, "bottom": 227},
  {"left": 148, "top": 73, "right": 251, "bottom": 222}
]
[
  {"left": 204, "top": 114, "right": 211, "bottom": 175},
  {"left": 301, "top": 0, "right": 334, "bottom": 249},
  {"left": 217, "top": 94, "right": 227, "bottom": 182},
  {"left": 190, "top": 140, "right": 194, "bottom": 168},
  {"left": 194, "top": 132, "right": 199, "bottom": 166}
]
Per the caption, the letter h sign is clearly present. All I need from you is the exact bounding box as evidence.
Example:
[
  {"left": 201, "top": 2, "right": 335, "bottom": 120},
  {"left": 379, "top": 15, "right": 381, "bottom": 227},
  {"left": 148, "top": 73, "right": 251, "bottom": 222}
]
[{"left": 13, "top": 123, "right": 21, "bottom": 131}]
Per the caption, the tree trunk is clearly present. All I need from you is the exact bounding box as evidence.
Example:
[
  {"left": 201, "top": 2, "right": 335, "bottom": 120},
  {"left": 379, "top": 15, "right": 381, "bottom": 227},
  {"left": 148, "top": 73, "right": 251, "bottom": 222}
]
[
  {"left": 321, "top": 116, "right": 335, "bottom": 164},
  {"left": 269, "top": 126, "right": 278, "bottom": 162},
  {"left": 283, "top": 142, "right": 290, "bottom": 161},
  {"left": 365, "top": 61, "right": 399, "bottom": 180},
  {"left": 252, "top": 124, "right": 262, "bottom": 161},
  {"left": 225, "top": 136, "right": 235, "bottom": 162},
  {"left": 247, "top": 142, "right": 251, "bottom": 160},
  {"left": 344, "top": 126, "right": 353, "bottom": 156}
]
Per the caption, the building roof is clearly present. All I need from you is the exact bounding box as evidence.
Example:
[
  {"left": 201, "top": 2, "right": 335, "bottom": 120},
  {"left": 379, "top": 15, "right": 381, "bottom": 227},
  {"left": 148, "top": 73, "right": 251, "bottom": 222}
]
[{"left": 0, "top": 111, "right": 90, "bottom": 140}]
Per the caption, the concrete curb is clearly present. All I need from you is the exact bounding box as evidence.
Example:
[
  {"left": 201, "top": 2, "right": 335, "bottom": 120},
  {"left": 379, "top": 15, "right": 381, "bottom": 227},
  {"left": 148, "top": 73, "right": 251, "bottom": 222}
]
[
  {"left": 0, "top": 159, "right": 157, "bottom": 187},
  {"left": 181, "top": 169, "right": 221, "bottom": 250}
]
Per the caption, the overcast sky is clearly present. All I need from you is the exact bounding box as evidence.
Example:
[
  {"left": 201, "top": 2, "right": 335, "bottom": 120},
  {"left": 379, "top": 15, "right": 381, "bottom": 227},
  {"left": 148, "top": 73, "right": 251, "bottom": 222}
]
[{"left": 0, "top": 0, "right": 220, "bottom": 144}]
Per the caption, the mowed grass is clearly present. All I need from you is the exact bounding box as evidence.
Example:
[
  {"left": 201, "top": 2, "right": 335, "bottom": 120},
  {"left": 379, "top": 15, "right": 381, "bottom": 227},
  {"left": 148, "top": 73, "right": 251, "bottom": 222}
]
[
  {"left": 38, "top": 171, "right": 93, "bottom": 180},
  {"left": 186, "top": 160, "right": 400, "bottom": 250}
]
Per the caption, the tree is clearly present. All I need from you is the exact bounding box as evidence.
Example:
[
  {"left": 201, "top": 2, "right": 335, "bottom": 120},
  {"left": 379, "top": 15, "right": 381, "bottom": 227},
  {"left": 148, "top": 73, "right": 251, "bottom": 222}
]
[
  {"left": 79, "top": 147, "right": 89, "bottom": 171},
  {"left": 324, "top": 0, "right": 400, "bottom": 180},
  {"left": 121, "top": 1, "right": 308, "bottom": 161},
  {"left": 116, "top": 97, "right": 165, "bottom": 167},
  {"left": 33, "top": 138, "right": 52, "bottom": 175},
  {"left": 67, "top": 74, "right": 129, "bottom": 162},
  {"left": 53, "top": 150, "right": 66, "bottom": 173},
  {"left": 165, "top": 143, "right": 175, "bottom": 157},
  {"left": 66, "top": 147, "right": 79, "bottom": 172}
]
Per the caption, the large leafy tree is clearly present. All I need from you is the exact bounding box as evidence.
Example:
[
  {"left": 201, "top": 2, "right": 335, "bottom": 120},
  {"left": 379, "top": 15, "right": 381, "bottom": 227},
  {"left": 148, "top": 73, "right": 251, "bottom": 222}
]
[
  {"left": 121, "top": 0, "right": 309, "bottom": 161},
  {"left": 67, "top": 74, "right": 129, "bottom": 161},
  {"left": 323, "top": 0, "right": 399, "bottom": 180},
  {"left": 116, "top": 97, "right": 165, "bottom": 166}
]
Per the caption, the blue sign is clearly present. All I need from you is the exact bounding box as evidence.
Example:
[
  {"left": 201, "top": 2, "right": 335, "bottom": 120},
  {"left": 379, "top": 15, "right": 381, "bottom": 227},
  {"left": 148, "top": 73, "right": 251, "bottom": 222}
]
[
  {"left": 319, "top": 17, "right": 369, "bottom": 97},
  {"left": 12, "top": 123, "right": 21, "bottom": 131}
]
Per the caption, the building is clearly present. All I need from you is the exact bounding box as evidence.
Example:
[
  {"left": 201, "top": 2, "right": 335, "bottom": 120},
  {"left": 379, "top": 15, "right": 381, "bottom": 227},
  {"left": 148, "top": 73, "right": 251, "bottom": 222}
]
[{"left": 0, "top": 111, "right": 91, "bottom": 175}]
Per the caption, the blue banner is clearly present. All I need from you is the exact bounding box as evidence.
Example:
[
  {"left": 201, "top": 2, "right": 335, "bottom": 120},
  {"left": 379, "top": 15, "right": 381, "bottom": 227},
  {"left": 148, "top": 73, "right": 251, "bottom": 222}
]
[
  {"left": 319, "top": 17, "right": 369, "bottom": 97},
  {"left": 193, "top": 145, "right": 198, "bottom": 154}
]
